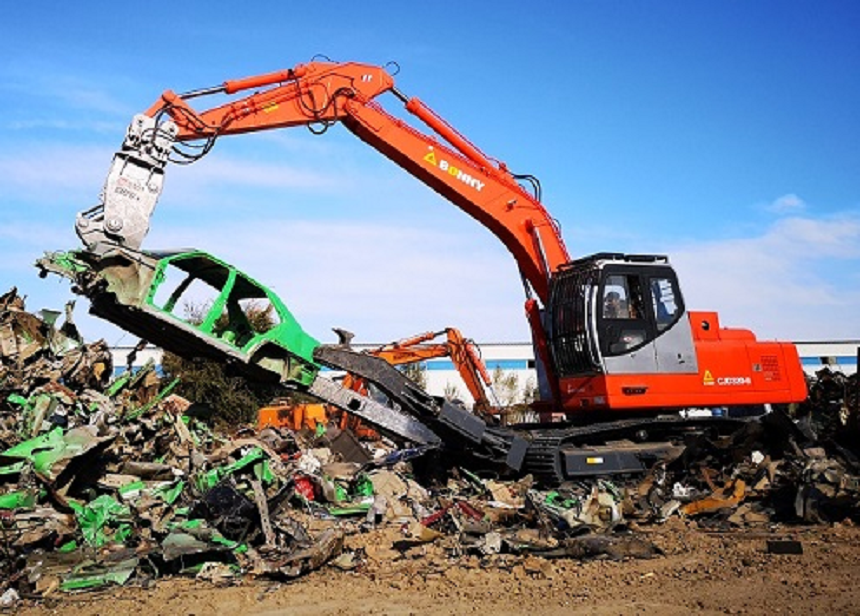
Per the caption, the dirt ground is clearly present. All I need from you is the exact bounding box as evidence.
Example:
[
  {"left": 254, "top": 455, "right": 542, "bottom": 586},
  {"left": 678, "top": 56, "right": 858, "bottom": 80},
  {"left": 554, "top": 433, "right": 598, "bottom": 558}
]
[{"left": 16, "top": 519, "right": 860, "bottom": 616}]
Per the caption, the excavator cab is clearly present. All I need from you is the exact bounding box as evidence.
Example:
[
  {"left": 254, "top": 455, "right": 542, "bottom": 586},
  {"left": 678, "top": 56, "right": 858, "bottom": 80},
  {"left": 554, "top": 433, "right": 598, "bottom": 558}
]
[
  {"left": 546, "top": 252, "right": 805, "bottom": 413},
  {"left": 548, "top": 252, "right": 694, "bottom": 379}
]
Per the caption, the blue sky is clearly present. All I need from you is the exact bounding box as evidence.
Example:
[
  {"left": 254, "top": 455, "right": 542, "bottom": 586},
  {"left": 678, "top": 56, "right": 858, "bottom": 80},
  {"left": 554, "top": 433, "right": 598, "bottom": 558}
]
[{"left": 1, "top": 2, "right": 858, "bottom": 346}]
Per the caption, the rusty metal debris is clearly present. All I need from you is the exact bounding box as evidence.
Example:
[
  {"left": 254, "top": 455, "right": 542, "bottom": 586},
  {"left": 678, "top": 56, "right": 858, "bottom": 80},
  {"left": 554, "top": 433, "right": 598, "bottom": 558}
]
[{"left": 0, "top": 288, "right": 859, "bottom": 605}]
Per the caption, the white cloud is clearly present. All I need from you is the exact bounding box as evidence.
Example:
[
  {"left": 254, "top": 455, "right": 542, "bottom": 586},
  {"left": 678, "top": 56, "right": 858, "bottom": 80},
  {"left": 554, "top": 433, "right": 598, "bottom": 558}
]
[
  {"left": 14, "top": 206, "right": 860, "bottom": 349},
  {"left": 0, "top": 222, "right": 74, "bottom": 250},
  {"left": 2, "top": 68, "right": 133, "bottom": 118},
  {"left": 54, "top": 84, "right": 130, "bottom": 117},
  {"left": 668, "top": 213, "right": 860, "bottom": 341},
  {"left": 0, "top": 140, "right": 362, "bottom": 214},
  {"left": 768, "top": 216, "right": 860, "bottom": 258},
  {"left": 147, "top": 219, "right": 532, "bottom": 344},
  {"left": 5, "top": 119, "right": 122, "bottom": 134},
  {"left": 0, "top": 144, "right": 113, "bottom": 201},
  {"left": 169, "top": 155, "right": 347, "bottom": 193},
  {"left": 766, "top": 193, "right": 806, "bottom": 214},
  {"left": 0, "top": 135, "right": 523, "bottom": 345},
  {"left": 4, "top": 131, "right": 857, "bottom": 348}
]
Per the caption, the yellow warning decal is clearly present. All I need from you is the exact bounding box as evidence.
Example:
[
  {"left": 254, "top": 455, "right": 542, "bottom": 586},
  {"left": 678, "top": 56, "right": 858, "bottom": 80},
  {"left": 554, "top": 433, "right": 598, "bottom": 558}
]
[
  {"left": 586, "top": 457, "right": 604, "bottom": 465},
  {"left": 263, "top": 103, "right": 279, "bottom": 113},
  {"left": 703, "top": 370, "right": 714, "bottom": 386},
  {"left": 423, "top": 151, "right": 437, "bottom": 166}
]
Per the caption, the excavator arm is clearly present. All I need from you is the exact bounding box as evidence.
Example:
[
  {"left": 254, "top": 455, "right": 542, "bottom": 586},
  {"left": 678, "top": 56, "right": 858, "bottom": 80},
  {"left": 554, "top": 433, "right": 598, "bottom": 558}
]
[
  {"left": 77, "top": 61, "right": 569, "bottom": 303},
  {"left": 353, "top": 327, "right": 498, "bottom": 417}
]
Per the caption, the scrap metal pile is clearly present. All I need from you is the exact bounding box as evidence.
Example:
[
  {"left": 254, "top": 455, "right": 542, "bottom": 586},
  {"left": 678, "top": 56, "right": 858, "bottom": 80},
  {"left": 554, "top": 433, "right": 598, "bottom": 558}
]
[{"left": 0, "top": 289, "right": 859, "bottom": 602}]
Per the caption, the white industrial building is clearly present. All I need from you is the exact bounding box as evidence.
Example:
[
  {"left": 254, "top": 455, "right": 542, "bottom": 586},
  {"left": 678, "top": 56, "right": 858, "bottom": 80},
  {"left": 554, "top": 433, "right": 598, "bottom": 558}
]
[{"left": 112, "top": 340, "right": 858, "bottom": 407}]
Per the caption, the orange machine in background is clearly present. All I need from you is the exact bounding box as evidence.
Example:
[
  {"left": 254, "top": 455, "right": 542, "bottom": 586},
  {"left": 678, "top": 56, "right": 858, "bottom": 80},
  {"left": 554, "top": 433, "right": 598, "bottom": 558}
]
[
  {"left": 257, "top": 401, "right": 328, "bottom": 432},
  {"left": 348, "top": 327, "right": 498, "bottom": 417}
]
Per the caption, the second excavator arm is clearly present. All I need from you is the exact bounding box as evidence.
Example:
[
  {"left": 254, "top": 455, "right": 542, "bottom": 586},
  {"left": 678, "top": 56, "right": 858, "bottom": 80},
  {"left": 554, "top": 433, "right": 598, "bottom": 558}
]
[{"left": 351, "top": 327, "right": 499, "bottom": 417}]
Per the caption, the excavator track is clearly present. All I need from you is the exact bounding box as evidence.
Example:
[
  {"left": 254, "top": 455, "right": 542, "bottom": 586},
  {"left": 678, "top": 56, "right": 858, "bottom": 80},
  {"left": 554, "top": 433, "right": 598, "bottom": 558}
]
[{"left": 521, "top": 414, "right": 750, "bottom": 485}]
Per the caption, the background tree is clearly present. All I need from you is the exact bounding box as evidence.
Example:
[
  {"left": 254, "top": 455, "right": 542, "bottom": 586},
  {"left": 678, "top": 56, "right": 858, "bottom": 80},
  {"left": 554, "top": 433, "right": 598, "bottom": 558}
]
[
  {"left": 491, "top": 366, "right": 520, "bottom": 407},
  {"left": 443, "top": 382, "right": 463, "bottom": 405},
  {"left": 490, "top": 366, "right": 542, "bottom": 424},
  {"left": 398, "top": 362, "right": 428, "bottom": 391}
]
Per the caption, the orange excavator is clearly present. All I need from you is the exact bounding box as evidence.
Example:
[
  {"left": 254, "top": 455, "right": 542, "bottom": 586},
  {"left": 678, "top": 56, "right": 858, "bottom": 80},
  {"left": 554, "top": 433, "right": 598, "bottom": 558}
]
[
  {"left": 258, "top": 327, "right": 498, "bottom": 435},
  {"left": 348, "top": 328, "right": 498, "bottom": 416},
  {"left": 70, "top": 59, "right": 808, "bottom": 480}
]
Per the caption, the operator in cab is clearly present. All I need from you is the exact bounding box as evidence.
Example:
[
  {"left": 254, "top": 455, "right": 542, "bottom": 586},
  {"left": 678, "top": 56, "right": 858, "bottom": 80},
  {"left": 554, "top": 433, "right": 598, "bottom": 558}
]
[{"left": 603, "top": 291, "right": 630, "bottom": 319}]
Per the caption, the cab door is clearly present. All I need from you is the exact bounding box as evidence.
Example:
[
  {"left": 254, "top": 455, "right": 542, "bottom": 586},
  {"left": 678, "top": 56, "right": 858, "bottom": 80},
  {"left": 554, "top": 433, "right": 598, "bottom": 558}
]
[{"left": 647, "top": 273, "right": 698, "bottom": 374}]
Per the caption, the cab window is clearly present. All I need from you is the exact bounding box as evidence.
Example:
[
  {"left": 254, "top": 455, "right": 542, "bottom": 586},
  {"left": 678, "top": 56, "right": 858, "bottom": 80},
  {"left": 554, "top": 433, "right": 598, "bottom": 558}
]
[
  {"left": 602, "top": 275, "right": 643, "bottom": 320},
  {"left": 600, "top": 273, "right": 647, "bottom": 355},
  {"left": 650, "top": 277, "right": 680, "bottom": 330}
]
